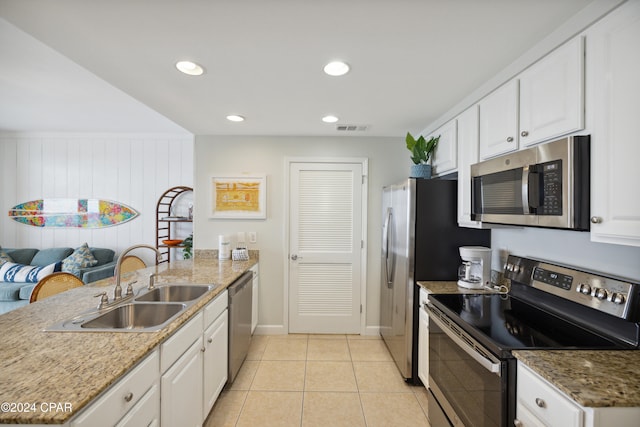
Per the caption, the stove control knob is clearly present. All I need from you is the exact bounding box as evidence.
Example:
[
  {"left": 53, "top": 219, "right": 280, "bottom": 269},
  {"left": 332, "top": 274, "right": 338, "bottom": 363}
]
[
  {"left": 593, "top": 288, "right": 609, "bottom": 300},
  {"left": 608, "top": 292, "right": 626, "bottom": 305},
  {"left": 577, "top": 283, "right": 591, "bottom": 295}
]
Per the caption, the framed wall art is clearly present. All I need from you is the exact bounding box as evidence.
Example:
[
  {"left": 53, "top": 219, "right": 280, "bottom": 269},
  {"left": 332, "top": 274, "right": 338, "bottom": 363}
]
[{"left": 210, "top": 175, "right": 266, "bottom": 219}]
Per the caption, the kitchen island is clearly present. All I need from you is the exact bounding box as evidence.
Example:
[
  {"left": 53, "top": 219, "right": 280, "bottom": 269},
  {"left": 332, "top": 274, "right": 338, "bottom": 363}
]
[{"left": 0, "top": 252, "right": 257, "bottom": 425}]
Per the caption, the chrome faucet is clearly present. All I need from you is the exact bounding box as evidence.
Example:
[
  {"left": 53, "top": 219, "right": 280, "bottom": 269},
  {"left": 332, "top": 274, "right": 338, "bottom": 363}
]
[
  {"left": 148, "top": 273, "right": 158, "bottom": 290},
  {"left": 114, "top": 244, "right": 163, "bottom": 301}
]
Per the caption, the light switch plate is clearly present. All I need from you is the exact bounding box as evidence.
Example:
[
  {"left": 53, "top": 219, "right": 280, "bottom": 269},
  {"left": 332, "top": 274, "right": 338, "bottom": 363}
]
[{"left": 248, "top": 232, "right": 257, "bottom": 243}]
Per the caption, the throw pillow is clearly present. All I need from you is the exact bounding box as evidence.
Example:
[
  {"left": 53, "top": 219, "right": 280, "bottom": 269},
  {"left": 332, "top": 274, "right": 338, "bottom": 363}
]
[
  {"left": 0, "top": 261, "right": 59, "bottom": 283},
  {"left": 62, "top": 243, "right": 98, "bottom": 277},
  {"left": 0, "top": 246, "right": 13, "bottom": 266}
]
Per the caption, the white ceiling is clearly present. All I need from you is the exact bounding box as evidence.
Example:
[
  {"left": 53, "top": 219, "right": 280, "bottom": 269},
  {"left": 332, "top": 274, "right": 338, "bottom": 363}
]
[{"left": 0, "top": 0, "right": 594, "bottom": 137}]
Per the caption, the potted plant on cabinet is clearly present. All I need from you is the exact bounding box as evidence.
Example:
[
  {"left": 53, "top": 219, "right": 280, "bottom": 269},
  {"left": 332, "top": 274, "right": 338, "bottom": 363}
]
[{"left": 406, "top": 132, "right": 440, "bottom": 178}]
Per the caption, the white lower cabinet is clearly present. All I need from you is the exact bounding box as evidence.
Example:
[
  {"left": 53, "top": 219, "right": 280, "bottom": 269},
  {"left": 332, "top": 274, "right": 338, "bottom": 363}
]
[
  {"left": 161, "top": 337, "right": 204, "bottom": 427},
  {"left": 516, "top": 362, "right": 640, "bottom": 427},
  {"left": 516, "top": 362, "right": 583, "bottom": 427},
  {"left": 71, "top": 350, "right": 159, "bottom": 427},
  {"left": 417, "top": 288, "right": 429, "bottom": 387},
  {"left": 116, "top": 384, "right": 160, "bottom": 427},
  {"left": 250, "top": 263, "right": 259, "bottom": 334},
  {"left": 160, "top": 291, "right": 229, "bottom": 427},
  {"left": 203, "top": 302, "right": 228, "bottom": 418}
]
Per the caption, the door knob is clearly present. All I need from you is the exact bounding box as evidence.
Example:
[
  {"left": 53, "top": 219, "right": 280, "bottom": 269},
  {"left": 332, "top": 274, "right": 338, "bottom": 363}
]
[
  {"left": 291, "top": 254, "right": 298, "bottom": 260},
  {"left": 591, "top": 216, "right": 603, "bottom": 224}
]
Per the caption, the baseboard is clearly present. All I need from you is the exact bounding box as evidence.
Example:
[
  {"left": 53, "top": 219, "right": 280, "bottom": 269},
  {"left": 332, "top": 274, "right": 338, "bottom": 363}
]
[
  {"left": 253, "top": 324, "right": 287, "bottom": 335},
  {"left": 253, "top": 324, "right": 380, "bottom": 336},
  {"left": 363, "top": 325, "right": 380, "bottom": 336}
]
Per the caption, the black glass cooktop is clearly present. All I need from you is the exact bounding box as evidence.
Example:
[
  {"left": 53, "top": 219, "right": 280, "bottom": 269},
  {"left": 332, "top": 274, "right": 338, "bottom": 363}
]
[{"left": 428, "top": 293, "right": 623, "bottom": 355}]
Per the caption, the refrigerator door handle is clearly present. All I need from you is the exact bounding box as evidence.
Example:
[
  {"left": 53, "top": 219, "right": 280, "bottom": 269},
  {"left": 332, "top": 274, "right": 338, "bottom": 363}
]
[{"left": 383, "top": 208, "right": 395, "bottom": 288}]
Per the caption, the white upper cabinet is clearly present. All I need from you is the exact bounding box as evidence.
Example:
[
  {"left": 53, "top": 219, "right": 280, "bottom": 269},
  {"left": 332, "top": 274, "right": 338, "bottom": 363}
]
[
  {"left": 431, "top": 119, "right": 458, "bottom": 176},
  {"left": 457, "top": 105, "right": 483, "bottom": 228},
  {"left": 479, "top": 79, "right": 519, "bottom": 159},
  {"left": 479, "top": 36, "right": 585, "bottom": 161},
  {"left": 587, "top": 0, "right": 640, "bottom": 247},
  {"left": 519, "top": 36, "right": 585, "bottom": 147}
]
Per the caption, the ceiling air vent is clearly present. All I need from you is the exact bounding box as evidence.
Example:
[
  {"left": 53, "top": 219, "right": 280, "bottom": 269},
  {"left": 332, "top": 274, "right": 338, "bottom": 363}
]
[{"left": 336, "top": 124, "right": 369, "bottom": 132}]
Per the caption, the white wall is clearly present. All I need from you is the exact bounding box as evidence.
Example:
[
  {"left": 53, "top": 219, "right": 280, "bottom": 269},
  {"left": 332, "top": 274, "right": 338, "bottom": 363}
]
[
  {"left": 491, "top": 228, "right": 640, "bottom": 281},
  {"left": 0, "top": 133, "right": 193, "bottom": 266},
  {"left": 194, "top": 135, "right": 408, "bottom": 333}
]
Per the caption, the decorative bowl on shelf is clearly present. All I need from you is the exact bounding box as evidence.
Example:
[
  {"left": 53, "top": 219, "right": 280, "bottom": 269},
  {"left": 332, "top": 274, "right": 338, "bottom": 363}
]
[{"left": 162, "top": 239, "right": 183, "bottom": 246}]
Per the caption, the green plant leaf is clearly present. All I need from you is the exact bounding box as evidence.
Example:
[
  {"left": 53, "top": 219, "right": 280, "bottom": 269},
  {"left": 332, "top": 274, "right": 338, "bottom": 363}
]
[{"left": 405, "top": 132, "right": 439, "bottom": 164}]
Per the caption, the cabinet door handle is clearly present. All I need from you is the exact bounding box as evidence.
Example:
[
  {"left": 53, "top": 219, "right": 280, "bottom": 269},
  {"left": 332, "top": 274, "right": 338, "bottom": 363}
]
[
  {"left": 521, "top": 130, "right": 529, "bottom": 137},
  {"left": 535, "top": 397, "right": 546, "bottom": 408},
  {"left": 124, "top": 392, "right": 133, "bottom": 402},
  {"left": 506, "top": 136, "right": 514, "bottom": 142},
  {"left": 207, "top": 338, "right": 213, "bottom": 343},
  {"left": 514, "top": 419, "right": 524, "bottom": 427}
]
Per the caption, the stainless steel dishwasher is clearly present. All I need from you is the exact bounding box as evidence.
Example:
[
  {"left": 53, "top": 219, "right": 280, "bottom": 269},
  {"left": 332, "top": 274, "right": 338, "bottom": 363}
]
[{"left": 227, "top": 271, "right": 253, "bottom": 383}]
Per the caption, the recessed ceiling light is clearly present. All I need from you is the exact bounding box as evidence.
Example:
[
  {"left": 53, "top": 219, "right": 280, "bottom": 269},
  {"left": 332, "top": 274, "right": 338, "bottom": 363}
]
[
  {"left": 226, "top": 115, "right": 245, "bottom": 122},
  {"left": 323, "top": 61, "right": 350, "bottom": 76},
  {"left": 175, "top": 60, "right": 204, "bottom": 76},
  {"left": 322, "top": 115, "right": 339, "bottom": 123}
]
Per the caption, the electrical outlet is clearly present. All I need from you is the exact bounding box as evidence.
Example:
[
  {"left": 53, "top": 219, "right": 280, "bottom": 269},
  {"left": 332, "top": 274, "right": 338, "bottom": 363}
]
[{"left": 248, "top": 232, "right": 257, "bottom": 243}]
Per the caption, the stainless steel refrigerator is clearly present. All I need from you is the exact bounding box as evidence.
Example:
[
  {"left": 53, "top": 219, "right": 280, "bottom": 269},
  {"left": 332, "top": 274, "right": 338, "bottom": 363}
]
[{"left": 380, "top": 178, "right": 490, "bottom": 383}]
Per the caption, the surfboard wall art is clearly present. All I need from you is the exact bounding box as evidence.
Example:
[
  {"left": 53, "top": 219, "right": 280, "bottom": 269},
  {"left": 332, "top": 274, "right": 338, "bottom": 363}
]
[{"left": 8, "top": 199, "right": 139, "bottom": 228}]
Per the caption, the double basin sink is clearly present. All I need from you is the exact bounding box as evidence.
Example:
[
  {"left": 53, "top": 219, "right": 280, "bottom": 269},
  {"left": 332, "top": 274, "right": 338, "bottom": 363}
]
[{"left": 46, "top": 284, "right": 215, "bottom": 332}]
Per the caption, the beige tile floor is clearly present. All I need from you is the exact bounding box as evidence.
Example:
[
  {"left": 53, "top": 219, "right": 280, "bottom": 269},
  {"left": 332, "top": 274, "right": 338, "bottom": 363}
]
[{"left": 204, "top": 334, "right": 431, "bottom": 427}]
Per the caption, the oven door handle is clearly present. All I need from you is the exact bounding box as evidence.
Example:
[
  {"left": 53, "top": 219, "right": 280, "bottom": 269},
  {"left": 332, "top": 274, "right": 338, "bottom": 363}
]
[{"left": 428, "top": 308, "right": 502, "bottom": 376}]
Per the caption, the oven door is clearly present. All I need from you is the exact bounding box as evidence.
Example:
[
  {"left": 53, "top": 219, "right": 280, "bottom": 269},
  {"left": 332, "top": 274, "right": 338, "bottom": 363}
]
[{"left": 428, "top": 305, "right": 514, "bottom": 427}]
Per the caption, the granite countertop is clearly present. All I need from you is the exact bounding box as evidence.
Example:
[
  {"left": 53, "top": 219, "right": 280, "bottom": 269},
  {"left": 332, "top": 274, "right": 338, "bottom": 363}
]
[
  {"left": 0, "top": 252, "right": 257, "bottom": 424},
  {"left": 417, "top": 280, "right": 497, "bottom": 294},
  {"left": 513, "top": 350, "right": 640, "bottom": 408}
]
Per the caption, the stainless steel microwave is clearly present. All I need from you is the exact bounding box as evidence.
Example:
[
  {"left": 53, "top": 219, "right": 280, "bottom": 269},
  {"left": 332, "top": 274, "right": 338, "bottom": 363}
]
[{"left": 471, "top": 135, "right": 590, "bottom": 230}]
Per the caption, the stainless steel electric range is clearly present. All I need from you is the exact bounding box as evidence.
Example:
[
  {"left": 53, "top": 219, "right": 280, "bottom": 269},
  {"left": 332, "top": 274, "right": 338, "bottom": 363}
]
[{"left": 426, "top": 255, "right": 640, "bottom": 427}]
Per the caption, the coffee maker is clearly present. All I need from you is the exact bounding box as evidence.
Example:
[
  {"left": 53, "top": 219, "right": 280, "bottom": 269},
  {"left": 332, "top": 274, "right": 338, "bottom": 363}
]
[{"left": 458, "top": 246, "right": 492, "bottom": 289}]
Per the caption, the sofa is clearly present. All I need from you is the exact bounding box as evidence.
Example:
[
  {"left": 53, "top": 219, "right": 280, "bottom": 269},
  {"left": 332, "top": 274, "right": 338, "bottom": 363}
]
[{"left": 0, "top": 247, "right": 116, "bottom": 315}]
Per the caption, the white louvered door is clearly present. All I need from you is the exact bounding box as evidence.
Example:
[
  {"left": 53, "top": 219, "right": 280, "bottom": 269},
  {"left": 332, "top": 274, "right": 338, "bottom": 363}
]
[{"left": 289, "top": 161, "right": 363, "bottom": 333}]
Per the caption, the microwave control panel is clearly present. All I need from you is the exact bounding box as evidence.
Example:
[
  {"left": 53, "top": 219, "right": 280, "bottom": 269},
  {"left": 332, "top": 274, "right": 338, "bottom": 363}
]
[{"left": 539, "top": 160, "right": 562, "bottom": 215}]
